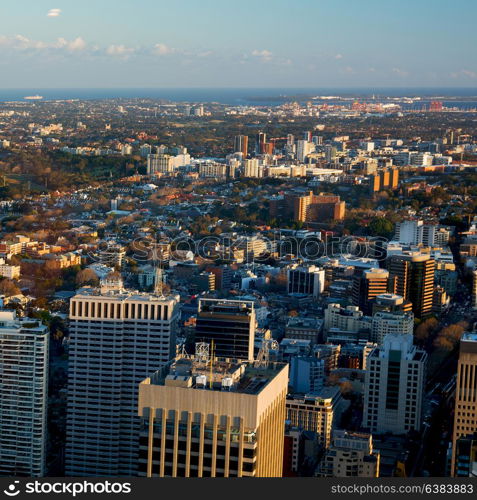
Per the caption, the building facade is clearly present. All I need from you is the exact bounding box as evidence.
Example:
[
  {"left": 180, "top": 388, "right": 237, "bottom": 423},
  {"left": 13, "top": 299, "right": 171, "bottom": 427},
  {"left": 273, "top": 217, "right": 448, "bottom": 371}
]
[
  {"left": 138, "top": 354, "right": 288, "bottom": 477},
  {"left": 65, "top": 277, "right": 180, "bottom": 476},
  {"left": 0, "top": 311, "right": 48, "bottom": 477}
]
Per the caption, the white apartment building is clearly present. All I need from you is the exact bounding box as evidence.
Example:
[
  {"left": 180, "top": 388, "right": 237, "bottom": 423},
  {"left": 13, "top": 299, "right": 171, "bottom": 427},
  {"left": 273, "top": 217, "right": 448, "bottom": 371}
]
[
  {"left": 371, "top": 311, "right": 414, "bottom": 345},
  {"left": 65, "top": 276, "right": 180, "bottom": 476},
  {"left": 243, "top": 159, "right": 263, "bottom": 178},
  {"left": 0, "top": 264, "right": 20, "bottom": 279},
  {"left": 0, "top": 311, "right": 48, "bottom": 477},
  {"left": 394, "top": 220, "right": 449, "bottom": 247},
  {"left": 363, "top": 334, "right": 426, "bottom": 435},
  {"left": 198, "top": 162, "right": 228, "bottom": 179},
  {"left": 147, "top": 153, "right": 174, "bottom": 175}
]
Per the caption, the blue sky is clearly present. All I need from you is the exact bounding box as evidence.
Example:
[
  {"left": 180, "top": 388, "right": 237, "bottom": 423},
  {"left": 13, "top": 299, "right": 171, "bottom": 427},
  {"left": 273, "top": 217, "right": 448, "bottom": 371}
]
[{"left": 0, "top": 0, "right": 476, "bottom": 88}]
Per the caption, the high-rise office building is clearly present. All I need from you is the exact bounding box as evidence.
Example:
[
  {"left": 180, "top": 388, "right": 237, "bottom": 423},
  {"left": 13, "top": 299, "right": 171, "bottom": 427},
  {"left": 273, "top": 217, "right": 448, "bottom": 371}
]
[
  {"left": 65, "top": 276, "right": 180, "bottom": 476},
  {"left": 138, "top": 354, "right": 288, "bottom": 477},
  {"left": 195, "top": 299, "right": 256, "bottom": 361},
  {"left": 363, "top": 334, "right": 426, "bottom": 435},
  {"left": 256, "top": 132, "right": 267, "bottom": 154},
  {"left": 287, "top": 264, "right": 325, "bottom": 298},
  {"left": 352, "top": 268, "right": 390, "bottom": 315},
  {"left": 0, "top": 311, "right": 48, "bottom": 477},
  {"left": 387, "top": 252, "right": 435, "bottom": 318},
  {"left": 451, "top": 333, "right": 477, "bottom": 476},
  {"left": 316, "top": 430, "right": 380, "bottom": 477},
  {"left": 233, "top": 135, "right": 248, "bottom": 158}
]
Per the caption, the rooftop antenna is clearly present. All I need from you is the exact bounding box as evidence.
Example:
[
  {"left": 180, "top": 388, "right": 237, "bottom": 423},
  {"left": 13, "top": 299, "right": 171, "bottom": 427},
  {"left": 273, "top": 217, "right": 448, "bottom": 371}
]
[
  {"left": 209, "top": 340, "right": 215, "bottom": 389},
  {"left": 255, "top": 338, "right": 278, "bottom": 369},
  {"left": 195, "top": 342, "right": 210, "bottom": 366}
]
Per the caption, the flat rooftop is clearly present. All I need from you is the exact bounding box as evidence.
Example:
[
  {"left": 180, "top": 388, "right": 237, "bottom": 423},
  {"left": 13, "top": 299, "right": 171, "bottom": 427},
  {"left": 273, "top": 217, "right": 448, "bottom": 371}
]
[{"left": 147, "top": 355, "right": 286, "bottom": 395}]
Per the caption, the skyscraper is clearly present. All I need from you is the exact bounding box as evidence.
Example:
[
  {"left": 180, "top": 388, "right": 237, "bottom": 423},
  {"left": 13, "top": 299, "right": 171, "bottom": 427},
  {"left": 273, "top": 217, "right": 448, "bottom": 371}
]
[
  {"left": 363, "top": 334, "right": 426, "bottom": 435},
  {"left": 0, "top": 311, "right": 48, "bottom": 478},
  {"left": 233, "top": 134, "right": 248, "bottom": 158},
  {"left": 195, "top": 298, "right": 256, "bottom": 361},
  {"left": 387, "top": 252, "right": 435, "bottom": 318},
  {"left": 138, "top": 353, "right": 288, "bottom": 477},
  {"left": 65, "top": 276, "right": 180, "bottom": 476},
  {"left": 352, "top": 268, "right": 390, "bottom": 315},
  {"left": 451, "top": 333, "right": 477, "bottom": 476},
  {"left": 287, "top": 264, "right": 325, "bottom": 298},
  {"left": 256, "top": 132, "right": 266, "bottom": 154}
]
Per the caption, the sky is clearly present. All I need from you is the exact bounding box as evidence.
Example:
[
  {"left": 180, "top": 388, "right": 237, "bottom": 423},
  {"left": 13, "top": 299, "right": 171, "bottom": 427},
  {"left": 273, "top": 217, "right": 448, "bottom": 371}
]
[{"left": 0, "top": 0, "right": 476, "bottom": 88}]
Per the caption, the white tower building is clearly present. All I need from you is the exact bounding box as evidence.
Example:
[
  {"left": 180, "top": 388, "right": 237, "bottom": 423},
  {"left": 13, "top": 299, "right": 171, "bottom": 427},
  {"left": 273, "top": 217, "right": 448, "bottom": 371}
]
[{"left": 363, "top": 334, "right": 426, "bottom": 435}]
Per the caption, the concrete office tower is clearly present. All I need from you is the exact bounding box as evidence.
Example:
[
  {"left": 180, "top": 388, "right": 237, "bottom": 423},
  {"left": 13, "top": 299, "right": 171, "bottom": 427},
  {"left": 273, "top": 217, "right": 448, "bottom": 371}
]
[
  {"left": 65, "top": 276, "right": 180, "bottom": 476},
  {"left": 0, "top": 311, "right": 48, "bottom": 477},
  {"left": 352, "top": 268, "right": 390, "bottom": 315},
  {"left": 371, "top": 311, "right": 414, "bottom": 345},
  {"left": 233, "top": 134, "right": 248, "bottom": 158},
  {"left": 195, "top": 298, "right": 256, "bottom": 361},
  {"left": 451, "top": 334, "right": 477, "bottom": 476},
  {"left": 316, "top": 430, "right": 380, "bottom": 477},
  {"left": 387, "top": 252, "right": 435, "bottom": 318},
  {"left": 287, "top": 264, "right": 325, "bottom": 298},
  {"left": 363, "top": 334, "right": 426, "bottom": 435},
  {"left": 286, "top": 387, "right": 346, "bottom": 448},
  {"left": 138, "top": 354, "right": 288, "bottom": 477}
]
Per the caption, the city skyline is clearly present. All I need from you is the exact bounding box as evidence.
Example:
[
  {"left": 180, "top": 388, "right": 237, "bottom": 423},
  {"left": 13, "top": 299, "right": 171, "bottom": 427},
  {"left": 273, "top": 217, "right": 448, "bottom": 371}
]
[{"left": 0, "top": 0, "right": 477, "bottom": 88}]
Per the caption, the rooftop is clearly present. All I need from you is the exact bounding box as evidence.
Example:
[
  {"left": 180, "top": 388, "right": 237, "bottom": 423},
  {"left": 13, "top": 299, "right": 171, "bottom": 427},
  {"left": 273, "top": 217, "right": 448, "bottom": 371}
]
[{"left": 146, "top": 355, "right": 286, "bottom": 396}]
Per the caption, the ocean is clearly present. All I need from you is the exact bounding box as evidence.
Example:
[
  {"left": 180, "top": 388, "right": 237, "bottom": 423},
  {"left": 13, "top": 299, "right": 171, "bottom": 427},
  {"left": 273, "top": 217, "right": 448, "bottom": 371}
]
[{"left": 0, "top": 87, "right": 477, "bottom": 107}]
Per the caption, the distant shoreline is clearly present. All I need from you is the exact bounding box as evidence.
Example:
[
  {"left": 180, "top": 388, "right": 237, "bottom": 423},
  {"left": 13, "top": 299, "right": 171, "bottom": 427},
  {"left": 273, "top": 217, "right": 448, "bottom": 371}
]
[{"left": 0, "top": 87, "right": 476, "bottom": 105}]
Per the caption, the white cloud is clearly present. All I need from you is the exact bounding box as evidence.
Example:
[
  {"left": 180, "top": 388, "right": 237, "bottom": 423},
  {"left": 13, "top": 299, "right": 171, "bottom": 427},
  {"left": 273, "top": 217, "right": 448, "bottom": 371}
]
[
  {"left": 47, "top": 8, "right": 61, "bottom": 17},
  {"left": 251, "top": 49, "right": 273, "bottom": 62},
  {"left": 457, "top": 69, "right": 477, "bottom": 79},
  {"left": 392, "top": 67, "right": 409, "bottom": 77},
  {"left": 56, "top": 37, "right": 87, "bottom": 51},
  {"left": 153, "top": 43, "right": 175, "bottom": 56},
  {"left": 0, "top": 34, "right": 86, "bottom": 52},
  {"left": 106, "top": 44, "right": 135, "bottom": 57},
  {"left": 334, "top": 53, "right": 343, "bottom": 59}
]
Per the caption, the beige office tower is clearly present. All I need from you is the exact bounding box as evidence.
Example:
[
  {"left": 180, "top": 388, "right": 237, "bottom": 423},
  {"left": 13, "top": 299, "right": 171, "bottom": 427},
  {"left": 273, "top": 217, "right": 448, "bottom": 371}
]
[
  {"left": 138, "top": 353, "right": 288, "bottom": 477},
  {"left": 451, "top": 333, "right": 477, "bottom": 476}
]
